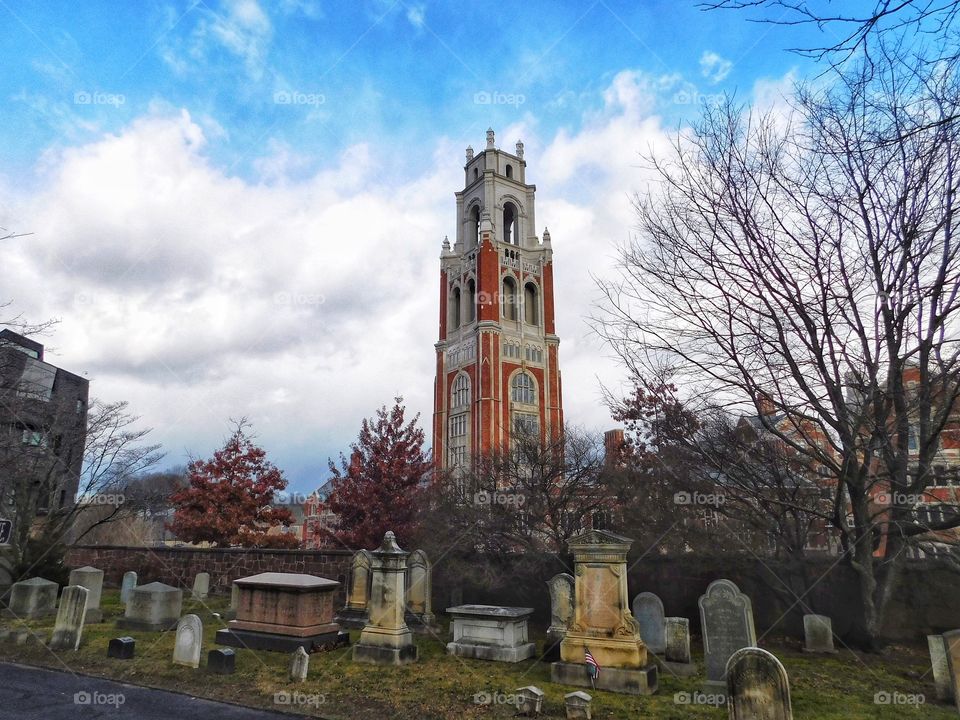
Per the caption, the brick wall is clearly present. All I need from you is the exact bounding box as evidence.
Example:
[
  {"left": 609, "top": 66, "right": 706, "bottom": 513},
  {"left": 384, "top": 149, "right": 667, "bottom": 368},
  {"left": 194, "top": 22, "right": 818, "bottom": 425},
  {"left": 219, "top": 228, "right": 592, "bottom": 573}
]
[{"left": 65, "top": 545, "right": 354, "bottom": 605}]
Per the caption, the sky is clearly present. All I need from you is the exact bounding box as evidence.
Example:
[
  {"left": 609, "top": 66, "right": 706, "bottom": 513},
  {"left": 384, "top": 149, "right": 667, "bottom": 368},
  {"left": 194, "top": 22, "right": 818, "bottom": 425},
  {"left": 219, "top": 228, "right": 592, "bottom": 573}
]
[{"left": 0, "top": 0, "right": 840, "bottom": 494}]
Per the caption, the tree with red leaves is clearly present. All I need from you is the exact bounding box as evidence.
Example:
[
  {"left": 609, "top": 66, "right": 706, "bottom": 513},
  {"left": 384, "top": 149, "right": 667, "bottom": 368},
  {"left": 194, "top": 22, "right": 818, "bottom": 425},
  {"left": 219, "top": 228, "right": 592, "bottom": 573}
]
[
  {"left": 167, "top": 420, "right": 299, "bottom": 548},
  {"left": 318, "top": 398, "right": 431, "bottom": 550}
]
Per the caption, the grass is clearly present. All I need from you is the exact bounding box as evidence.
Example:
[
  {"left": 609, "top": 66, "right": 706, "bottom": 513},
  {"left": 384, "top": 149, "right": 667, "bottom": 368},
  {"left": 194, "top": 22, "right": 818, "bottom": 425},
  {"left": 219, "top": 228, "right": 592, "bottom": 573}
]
[{"left": 0, "top": 589, "right": 952, "bottom": 719}]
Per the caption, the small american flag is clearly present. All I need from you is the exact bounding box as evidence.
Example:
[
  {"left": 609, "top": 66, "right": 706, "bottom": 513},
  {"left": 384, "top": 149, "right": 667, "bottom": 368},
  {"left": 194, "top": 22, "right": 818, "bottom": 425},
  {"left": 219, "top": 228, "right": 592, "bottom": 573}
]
[{"left": 585, "top": 649, "right": 600, "bottom": 678}]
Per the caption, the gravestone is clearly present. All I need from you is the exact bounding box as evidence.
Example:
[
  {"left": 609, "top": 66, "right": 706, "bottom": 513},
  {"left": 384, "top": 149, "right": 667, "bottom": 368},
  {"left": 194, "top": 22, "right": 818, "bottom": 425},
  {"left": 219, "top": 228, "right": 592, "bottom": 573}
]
[
  {"left": 545, "top": 573, "right": 574, "bottom": 660},
  {"left": 405, "top": 549, "right": 436, "bottom": 632},
  {"left": 117, "top": 581, "right": 183, "bottom": 631},
  {"left": 726, "top": 647, "right": 793, "bottom": 720},
  {"left": 6, "top": 577, "right": 58, "bottom": 619},
  {"left": 49, "top": 585, "right": 89, "bottom": 651},
  {"left": 446, "top": 605, "right": 536, "bottom": 662},
  {"left": 68, "top": 566, "right": 104, "bottom": 623},
  {"left": 551, "top": 530, "right": 657, "bottom": 695},
  {"left": 107, "top": 636, "right": 135, "bottom": 659},
  {"left": 207, "top": 648, "right": 236, "bottom": 674},
  {"left": 353, "top": 531, "right": 418, "bottom": 665},
  {"left": 172, "top": 614, "right": 202, "bottom": 668},
  {"left": 632, "top": 592, "right": 666, "bottom": 655},
  {"left": 944, "top": 629, "right": 960, "bottom": 713},
  {"left": 802, "top": 614, "right": 836, "bottom": 653},
  {"left": 564, "top": 691, "right": 592, "bottom": 720},
  {"left": 515, "top": 685, "right": 544, "bottom": 715},
  {"left": 927, "top": 635, "right": 953, "bottom": 702},
  {"left": 662, "top": 616, "right": 696, "bottom": 677},
  {"left": 698, "top": 579, "right": 757, "bottom": 686},
  {"left": 335, "top": 550, "right": 372, "bottom": 629},
  {"left": 192, "top": 572, "right": 210, "bottom": 600},
  {"left": 290, "top": 645, "right": 309, "bottom": 681},
  {"left": 215, "top": 572, "right": 342, "bottom": 652},
  {"left": 223, "top": 582, "right": 240, "bottom": 621},
  {"left": 120, "top": 571, "right": 137, "bottom": 605}
]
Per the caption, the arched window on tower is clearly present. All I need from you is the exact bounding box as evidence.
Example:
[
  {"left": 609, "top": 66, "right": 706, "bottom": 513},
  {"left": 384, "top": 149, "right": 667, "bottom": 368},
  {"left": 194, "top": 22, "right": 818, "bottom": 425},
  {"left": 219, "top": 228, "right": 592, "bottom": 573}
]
[
  {"left": 512, "top": 372, "right": 535, "bottom": 404},
  {"left": 468, "top": 205, "right": 480, "bottom": 248},
  {"left": 452, "top": 374, "right": 470, "bottom": 408},
  {"left": 473, "top": 167, "right": 479, "bottom": 182},
  {"left": 466, "top": 279, "right": 476, "bottom": 322},
  {"left": 505, "top": 164, "right": 513, "bottom": 179},
  {"left": 503, "top": 201, "right": 517, "bottom": 245},
  {"left": 524, "top": 282, "right": 538, "bottom": 325},
  {"left": 502, "top": 276, "right": 518, "bottom": 321},
  {"left": 451, "top": 287, "right": 461, "bottom": 329}
]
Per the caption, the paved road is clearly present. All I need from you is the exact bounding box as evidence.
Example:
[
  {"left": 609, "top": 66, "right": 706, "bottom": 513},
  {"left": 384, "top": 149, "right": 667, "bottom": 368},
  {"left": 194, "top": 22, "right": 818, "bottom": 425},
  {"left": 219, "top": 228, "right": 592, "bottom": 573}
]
[{"left": 0, "top": 662, "right": 296, "bottom": 719}]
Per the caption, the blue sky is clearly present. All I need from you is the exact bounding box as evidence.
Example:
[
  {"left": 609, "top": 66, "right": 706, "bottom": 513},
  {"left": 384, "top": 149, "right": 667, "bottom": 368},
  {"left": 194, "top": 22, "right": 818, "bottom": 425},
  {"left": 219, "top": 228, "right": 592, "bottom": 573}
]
[{"left": 0, "top": 0, "right": 837, "bottom": 493}]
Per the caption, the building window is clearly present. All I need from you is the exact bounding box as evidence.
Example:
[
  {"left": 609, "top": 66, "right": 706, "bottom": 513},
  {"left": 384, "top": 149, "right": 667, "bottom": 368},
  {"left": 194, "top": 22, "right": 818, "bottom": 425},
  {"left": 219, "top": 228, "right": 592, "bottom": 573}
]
[
  {"left": 504, "top": 341, "right": 521, "bottom": 359},
  {"left": 76, "top": 399, "right": 85, "bottom": 414},
  {"left": 513, "top": 412, "right": 539, "bottom": 436},
  {"left": 512, "top": 372, "right": 536, "bottom": 404},
  {"left": 452, "top": 374, "right": 470, "bottom": 408},
  {"left": 450, "top": 286, "right": 461, "bottom": 329},
  {"left": 524, "top": 345, "right": 543, "bottom": 363},
  {"left": 468, "top": 205, "right": 480, "bottom": 248},
  {"left": 449, "top": 413, "right": 468, "bottom": 438},
  {"left": 466, "top": 279, "right": 476, "bottom": 322},
  {"left": 22, "top": 429, "right": 46, "bottom": 447},
  {"left": 502, "top": 276, "right": 518, "bottom": 320},
  {"left": 449, "top": 444, "right": 467, "bottom": 468},
  {"left": 524, "top": 283, "right": 538, "bottom": 325},
  {"left": 506, "top": 164, "right": 513, "bottom": 179},
  {"left": 503, "top": 201, "right": 518, "bottom": 245}
]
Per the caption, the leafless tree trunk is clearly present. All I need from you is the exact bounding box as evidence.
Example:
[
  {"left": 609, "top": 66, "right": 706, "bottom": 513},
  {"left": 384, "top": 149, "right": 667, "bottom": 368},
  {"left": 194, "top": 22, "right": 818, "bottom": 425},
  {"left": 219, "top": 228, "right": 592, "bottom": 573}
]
[{"left": 597, "top": 45, "right": 960, "bottom": 648}]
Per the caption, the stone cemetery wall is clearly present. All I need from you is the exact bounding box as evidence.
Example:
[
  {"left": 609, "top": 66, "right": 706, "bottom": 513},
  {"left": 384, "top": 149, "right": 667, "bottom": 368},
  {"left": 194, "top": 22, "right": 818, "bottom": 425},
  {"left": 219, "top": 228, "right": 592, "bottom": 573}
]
[{"left": 65, "top": 545, "right": 353, "bottom": 605}]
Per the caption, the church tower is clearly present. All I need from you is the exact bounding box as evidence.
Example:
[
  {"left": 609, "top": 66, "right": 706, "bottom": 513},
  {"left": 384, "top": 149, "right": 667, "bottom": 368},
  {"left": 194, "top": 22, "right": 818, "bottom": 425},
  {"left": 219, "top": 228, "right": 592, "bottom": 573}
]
[{"left": 433, "top": 129, "right": 563, "bottom": 472}]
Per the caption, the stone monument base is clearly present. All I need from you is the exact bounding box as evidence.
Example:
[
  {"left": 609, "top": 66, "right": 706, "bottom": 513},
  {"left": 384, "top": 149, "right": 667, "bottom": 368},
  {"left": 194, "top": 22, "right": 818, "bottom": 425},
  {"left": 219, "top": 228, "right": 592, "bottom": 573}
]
[
  {"left": 116, "top": 617, "right": 179, "bottom": 632},
  {"left": 335, "top": 607, "right": 370, "bottom": 629},
  {"left": 654, "top": 655, "right": 697, "bottom": 677},
  {"left": 447, "top": 639, "right": 536, "bottom": 662},
  {"left": 353, "top": 642, "right": 418, "bottom": 665},
  {"left": 215, "top": 627, "right": 346, "bottom": 653},
  {"left": 551, "top": 661, "right": 658, "bottom": 696},
  {"left": 541, "top": 632, "right": 563, "bottom": 661}
]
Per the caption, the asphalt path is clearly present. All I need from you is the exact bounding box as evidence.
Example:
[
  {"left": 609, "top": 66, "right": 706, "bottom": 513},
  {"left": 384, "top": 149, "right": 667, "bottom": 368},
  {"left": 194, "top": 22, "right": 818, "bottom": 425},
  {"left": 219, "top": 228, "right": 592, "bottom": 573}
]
[{"left": 0, "top": 662, "right": 302, "bottom": 719}]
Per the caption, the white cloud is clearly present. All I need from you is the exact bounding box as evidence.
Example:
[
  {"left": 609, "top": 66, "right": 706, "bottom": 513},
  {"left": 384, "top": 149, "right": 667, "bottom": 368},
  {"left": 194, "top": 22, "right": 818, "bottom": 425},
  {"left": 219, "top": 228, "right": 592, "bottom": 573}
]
[
  {"left": 406, "top": 4, "right": 426, "bottom": 29},
  {"left": 700, "top": 50, "right": 733, "bottom": 84}
]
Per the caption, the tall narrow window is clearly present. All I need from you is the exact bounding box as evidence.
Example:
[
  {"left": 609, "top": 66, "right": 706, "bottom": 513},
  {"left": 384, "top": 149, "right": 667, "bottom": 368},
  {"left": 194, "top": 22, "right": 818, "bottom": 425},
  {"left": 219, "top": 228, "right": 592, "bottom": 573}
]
[
  {"left": 452, "top": 374, "right": 470, "bottom": 408},
  {"left": 468, "top": 205, "right": 480, "bottom": 248},
  {"left": 466, "top": 279, "right": 476, "bottom": 322},
  {"left": 503, "top": 202, "right": 517, "bottom": 245},
  {"left": 451, "top": 287, "right": 461, "bottom": 329},
  {"left": 502, "top": 276, "right": 518, "bottom": 321},
  {"left": 506, "top": 164, "right": 513, "bottom": 179},
  {"left": 524, "top": 283, "right": 538, "bottom": 325},
  {"left": 512, "top": 372, "right": 535, "bottom": 404}
]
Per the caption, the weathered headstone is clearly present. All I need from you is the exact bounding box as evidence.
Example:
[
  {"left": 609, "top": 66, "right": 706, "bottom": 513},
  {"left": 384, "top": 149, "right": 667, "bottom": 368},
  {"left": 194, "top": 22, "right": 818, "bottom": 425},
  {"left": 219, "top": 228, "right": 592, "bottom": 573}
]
[
  {"left": 698, "top": 579, "right": 757, "bottom": 685},
  {"left": 120, "top": 571, "right": 137, "bottom": 605},
  {"left": 290, "top": 645, "right": 309, "bottom": 681},
  {"left": 944, "top": 629, "right": 960, "bottom": 713},
  {"left": 353, "top": 531, "right": 418, "bottom": 665},
  {"left": 564, "top": 690, "right": 592, "bottom": 720},
  {"left": 632, "top": 592, "right": 666, "bottom": 655},
  {"left": 405, "top": 549, "right": 436, "bottom": 631},
  {"left": 802, "top": 614, "right": 836, "bottom": 653},
  {"left": 207, "top": 647, "right": 236, "bottom": 674},
  {"left": 223, "top": 582, "right": 240, "bottom": 621},
  {"left": 6, "top": 577, "right": 58, "bottom": 619},
  {"left": 726, "top": 647, "right": 793, "bottom": 720},
  {"left": 927, "top": 634, "right": 954, "bottom": 702},
  {"left": 191, "top": 572, "right": 210, "bottom": 600},
  {"left": 172, "top": 614, "right": 202, "bottom": 668},
  {"left": 446, "top": 605, "right": 536, "bottom": 662},
  {"left": 661, "top": 616, "right": 696, "bottom": 677},
  {"left": 545, "top": 573, "right": 574, "bottom": 660},
  {"left": 515, "top": 685, "right": 544, "bottom": 716},
  {"left": 68, "top": 566, "right": 104, "bottom": 623},
  {"left": 49, "top": 585, "right": 89, "bottom": 651},
  {"left": 107, "top": 636, "right": 135, "bottom": 659},
  {"left": 336, "top": 550, "right": 372, "bottom": 629},
  {"left": 551, "top": 530, "right": 657, "bottom": 695},
  {"left": 117, "top": 581, "right": 183, "bottom": 631}
]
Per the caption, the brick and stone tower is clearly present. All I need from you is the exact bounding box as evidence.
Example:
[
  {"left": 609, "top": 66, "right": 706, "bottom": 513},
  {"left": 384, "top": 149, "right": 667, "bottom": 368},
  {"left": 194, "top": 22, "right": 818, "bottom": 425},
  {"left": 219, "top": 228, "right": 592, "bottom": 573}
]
[{"left": 433, "top": 129, "right": 563, "bottom": 471}]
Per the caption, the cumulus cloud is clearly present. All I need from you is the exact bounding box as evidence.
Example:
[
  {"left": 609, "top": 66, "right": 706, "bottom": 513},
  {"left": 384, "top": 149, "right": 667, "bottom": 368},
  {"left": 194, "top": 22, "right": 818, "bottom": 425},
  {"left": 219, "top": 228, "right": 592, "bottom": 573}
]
[{"left": 700, "top": 50, "right": 733, "bottom": 84}]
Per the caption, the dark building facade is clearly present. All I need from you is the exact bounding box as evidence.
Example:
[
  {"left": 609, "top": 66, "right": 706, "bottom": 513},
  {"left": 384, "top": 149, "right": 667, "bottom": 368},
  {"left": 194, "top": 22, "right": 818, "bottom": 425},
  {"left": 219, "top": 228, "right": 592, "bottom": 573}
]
[{"left": 0, "top": 329, "right": 89, "bottom": 515}]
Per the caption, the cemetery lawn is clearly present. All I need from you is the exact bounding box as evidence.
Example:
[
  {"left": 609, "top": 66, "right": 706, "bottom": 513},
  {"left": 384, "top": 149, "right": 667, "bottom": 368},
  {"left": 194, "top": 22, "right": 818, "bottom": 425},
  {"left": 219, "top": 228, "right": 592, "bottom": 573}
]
[{"left": 0, "top": 590, "right": 952, "bottom": 719}]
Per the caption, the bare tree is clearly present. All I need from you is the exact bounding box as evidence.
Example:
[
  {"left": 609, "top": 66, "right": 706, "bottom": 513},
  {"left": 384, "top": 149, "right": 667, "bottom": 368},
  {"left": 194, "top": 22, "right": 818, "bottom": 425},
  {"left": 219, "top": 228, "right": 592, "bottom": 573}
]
[{"left": 597, "top": 45, "right": 960, "bottom": 648}]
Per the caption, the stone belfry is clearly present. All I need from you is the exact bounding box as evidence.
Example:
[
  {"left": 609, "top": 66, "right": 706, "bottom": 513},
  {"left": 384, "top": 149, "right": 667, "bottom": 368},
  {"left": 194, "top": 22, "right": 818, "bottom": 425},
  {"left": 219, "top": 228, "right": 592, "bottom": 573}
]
[{"left": 433, "top": 129, "right": 563, "bottom": 472}]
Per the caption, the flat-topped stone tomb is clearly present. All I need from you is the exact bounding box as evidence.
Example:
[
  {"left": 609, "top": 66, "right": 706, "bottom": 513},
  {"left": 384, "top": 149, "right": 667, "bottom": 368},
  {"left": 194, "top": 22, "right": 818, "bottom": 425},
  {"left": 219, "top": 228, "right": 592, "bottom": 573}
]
[
  {"left": 117, "top": 582, "right": 182, "bottom": 631},
  {"left": 446, "top": 605, "right": 536, "bottom": 662}
]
